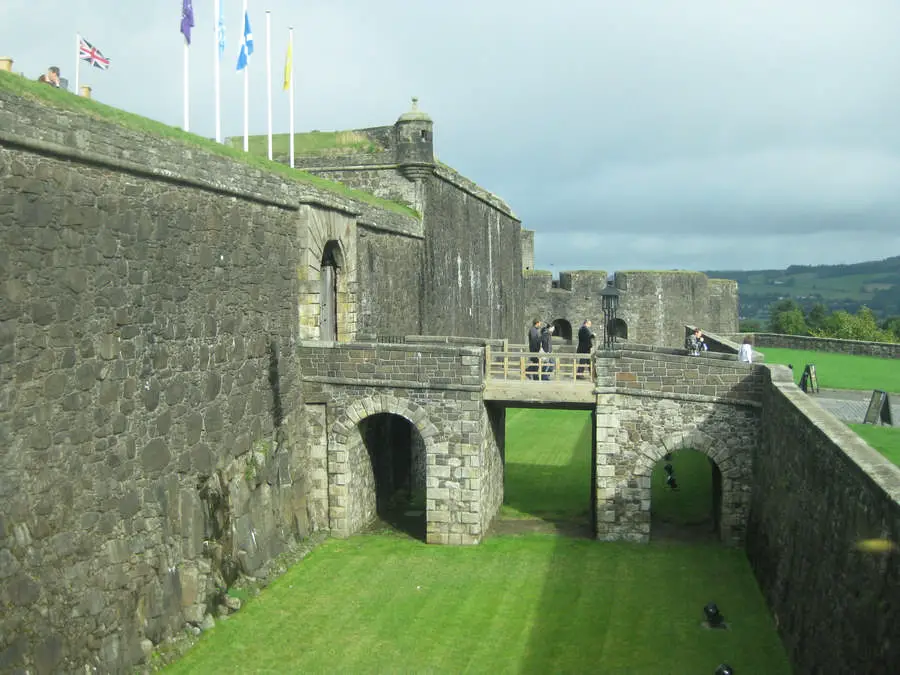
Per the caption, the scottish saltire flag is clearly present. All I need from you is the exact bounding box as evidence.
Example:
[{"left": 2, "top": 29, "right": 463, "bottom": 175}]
[
  {"left": 78, "top": 37, "right": 110, "bottom": 70},
  {"left": 236, "top": 11, "right": 254, "bottom": 71},
  {"left": 217, "top": 4, "right": 226, "bottom": 57},
  {"left": 180, "top": 0, "right": 194, "bottom": 44}
]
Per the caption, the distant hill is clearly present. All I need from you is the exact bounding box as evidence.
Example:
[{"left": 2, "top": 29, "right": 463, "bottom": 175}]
[{"left": 705, "top": 255, "right": 900, "bottom": 320}]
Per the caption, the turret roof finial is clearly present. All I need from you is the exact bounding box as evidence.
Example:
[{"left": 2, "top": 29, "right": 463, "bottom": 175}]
[{"left": 397, "top": 96, "right": 432, "bottom": 123}]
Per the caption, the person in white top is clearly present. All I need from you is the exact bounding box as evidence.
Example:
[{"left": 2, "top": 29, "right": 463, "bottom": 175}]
[{"left": 738, "top": 336, "right": 753, "bottom": 363}]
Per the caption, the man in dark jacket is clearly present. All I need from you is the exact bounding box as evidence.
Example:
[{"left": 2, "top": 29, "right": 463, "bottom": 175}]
[
  {"left": 576, "top": 319, "right": 596, "bottom": 377},
  {"left": 540, "top": 323, "right": 555, "bottom": 380},
  {"left": 527, "top": 319, "right": 542, "bottom": 379}
]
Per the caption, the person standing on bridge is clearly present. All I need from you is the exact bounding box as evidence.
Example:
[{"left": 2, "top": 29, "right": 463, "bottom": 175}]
[
  {"left": 540, "top": 323, "right": 555, "bottom": 380},
  {"left": 577, "top": 319, "right": 596, "bottom": 378},
  {"left": 527, "top": 319, "right": 542, "bottom": 379},
  {"left": 738, "top": 336, "right": 753, "bottom": 363}
]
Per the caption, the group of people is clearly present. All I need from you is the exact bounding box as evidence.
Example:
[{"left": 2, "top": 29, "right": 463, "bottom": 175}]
[
  {"left": 526, "top": 319, "right": 597, "bottom": 380},
  {"left": 687, "top": 328, "right": 754, "bottom": 363},
  {"left": 37, "top": 66, "right": 67, "bottom": 89}
]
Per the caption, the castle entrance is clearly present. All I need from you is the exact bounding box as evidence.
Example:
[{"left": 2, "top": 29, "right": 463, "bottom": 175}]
[
  {"left": 358, "top": 413, "right": 427, "bottom": 540},
  {"left": 649, "top": 449, "right": 722, "bottom": 543}
]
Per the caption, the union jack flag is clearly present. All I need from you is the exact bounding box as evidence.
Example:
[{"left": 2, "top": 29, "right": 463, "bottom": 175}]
[{"left": 78, "top": 37, "right": 110, "bottom": 70}]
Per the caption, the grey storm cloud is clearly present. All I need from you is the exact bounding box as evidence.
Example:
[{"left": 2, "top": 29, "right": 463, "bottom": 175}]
[{"left": 3, "top": 0, "right": 900, "bottom": 273}]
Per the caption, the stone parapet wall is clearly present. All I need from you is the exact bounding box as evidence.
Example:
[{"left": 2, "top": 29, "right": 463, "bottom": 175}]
[
  {"left": 297, "top": 341, "right": 484, "bottom": 395},
  {"left": 747, "top": 369, "right": 900, "bottom": 674},
  {"left": 0, "top": 90, "right": 418, "bottom": 235},
  {"left": 734, "top": 332, "right": 900, "bottom": 359},
  {"left": 608, "top": 349, "right": 766, "bottom": 404}
]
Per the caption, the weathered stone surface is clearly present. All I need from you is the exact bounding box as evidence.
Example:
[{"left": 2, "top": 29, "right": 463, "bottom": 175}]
[{"left": 746, "top": 374, "right": 900, "bottom": 675}]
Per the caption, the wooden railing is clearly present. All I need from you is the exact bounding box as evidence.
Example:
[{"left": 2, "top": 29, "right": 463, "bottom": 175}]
[{"left": 485, "top": 348, "right": 594, "bottom": 383}]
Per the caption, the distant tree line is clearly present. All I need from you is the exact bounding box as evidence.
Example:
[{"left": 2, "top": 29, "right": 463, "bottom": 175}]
[{"left": 741, "top": 300, "right": 900, "bottom": 343}]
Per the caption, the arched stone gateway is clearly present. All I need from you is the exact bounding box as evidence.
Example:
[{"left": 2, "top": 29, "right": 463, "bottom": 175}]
[
  {"left": 326, "top": 395, "right": 441, "bottom": 538},
  {"left": 595, "top": 396, "right": 757, "bottom": 547},
  {"left": 634, "top": 428, "right": 751, "bottom": 545}
]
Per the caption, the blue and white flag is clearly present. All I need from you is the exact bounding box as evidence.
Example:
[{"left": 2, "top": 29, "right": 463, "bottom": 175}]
[
  {"left": 236, "top": 11, "right": 254, "bottom": 70},
  {"left": 217, "top": 3, "right": 226, "bottom": 57}
]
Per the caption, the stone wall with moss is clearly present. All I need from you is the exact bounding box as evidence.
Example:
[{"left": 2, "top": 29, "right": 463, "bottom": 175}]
[{"left": 0, "top": 90, "right": 415, "bottom": 674}]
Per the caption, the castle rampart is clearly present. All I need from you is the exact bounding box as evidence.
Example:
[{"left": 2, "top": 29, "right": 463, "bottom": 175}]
[{"left": 1, "top": 81, "right": 897, "bottom": 675}]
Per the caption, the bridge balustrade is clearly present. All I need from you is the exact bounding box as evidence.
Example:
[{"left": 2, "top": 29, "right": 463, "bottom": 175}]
[{"left": 485, "top": 346, "right": 594, "bottom": 383}]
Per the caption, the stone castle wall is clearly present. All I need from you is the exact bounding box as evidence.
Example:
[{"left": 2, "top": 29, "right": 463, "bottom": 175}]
[
  {"left": 0, "top": 104, "right": 335, "bottom": 672},
  {"left": 747, "top": 367, "right": 900, "bottom": 674},
  {"left": 422, "top": 175, "right": 523, "bottom": 342},
  {"left": 523, "top": 270, "right": 739, "bottom": 349},
  {"left": 614, "top": 271, "right": 739, "bottom": 348},
  {"left": 735, "top": 332, "right": 900, "bottom": 359}
]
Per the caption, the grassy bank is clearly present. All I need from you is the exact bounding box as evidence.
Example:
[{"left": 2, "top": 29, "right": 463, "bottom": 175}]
[{"left": 0, "top": 70, "right": 417, "bottom": 219}]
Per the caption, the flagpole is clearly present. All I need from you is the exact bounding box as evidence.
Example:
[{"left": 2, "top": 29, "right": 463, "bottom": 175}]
[
  {"left": 183, "top": 38, "right": 190, "bottom": 131},
  {"left": 265, "top": 10, "right": 272, "bottom": 161},
  {"left": 243, "top": 0, "right": 249, "bottom": 152},
  {"left": 288, "top": 27, "right": 294, "bottom": 169},
  {"left": 74, "top": 33, "right": 80, "bottom": 96},
  {"left": 214, "top": 0, "right": 221, "bottom": 143}
]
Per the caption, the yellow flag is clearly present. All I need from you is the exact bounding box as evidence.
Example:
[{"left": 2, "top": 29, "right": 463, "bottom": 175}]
[{"left": 283, "top": 38, "right": 292, "bottom": 91}]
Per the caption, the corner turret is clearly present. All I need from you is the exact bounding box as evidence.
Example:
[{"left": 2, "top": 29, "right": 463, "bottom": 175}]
[{"left": 394, "top": 97, "right": 434, "bottom": 181}]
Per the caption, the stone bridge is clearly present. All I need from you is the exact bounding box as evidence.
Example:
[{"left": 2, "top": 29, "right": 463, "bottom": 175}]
[{"left": 298, "top": 338, "right": 766, "bottom": 546}]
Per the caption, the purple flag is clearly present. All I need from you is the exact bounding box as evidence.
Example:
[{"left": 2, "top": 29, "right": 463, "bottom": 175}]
[{"left": 180, "top": 0, "right": 195, "bottom": 44}]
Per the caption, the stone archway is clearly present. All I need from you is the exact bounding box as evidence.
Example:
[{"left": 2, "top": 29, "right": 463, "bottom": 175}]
[
  {"left": 297, "top": 207, "right": 358, "bottom": 341},
  {"left": 551, "top": 318, "right": 573, "bottom": 344},
  {"left": 608, "top": 318, "right": 628, "bottom": 340},
  {"left": 326, "top": 395, "right": 441, "bottom": 538},
  {"left": 632, "top": 427, "right": 750, "bottom": 546}
]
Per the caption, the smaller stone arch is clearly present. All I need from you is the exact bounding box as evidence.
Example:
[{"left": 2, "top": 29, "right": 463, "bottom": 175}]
[
  {"left": 327, "top": 395, "right": 440, "bottom": 538},
  {"left": 608, "top": 318, "right": 628, "bottom": 340},
  {"left": 551, "top": 318, "right": 573, "bottom": 343},
  {"left": 631, "top": 427, "right": 751, "bottom": 546},
  {"left": 297, "top": 207, "right": 358, "bottom": 341}
]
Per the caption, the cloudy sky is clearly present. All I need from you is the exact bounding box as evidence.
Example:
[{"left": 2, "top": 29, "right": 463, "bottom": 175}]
[{"left": 4, "top": 0, "right": 900, "bottom": 273}]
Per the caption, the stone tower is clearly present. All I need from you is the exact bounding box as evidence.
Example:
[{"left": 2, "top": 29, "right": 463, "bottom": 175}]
[{"left": 395, "top": 97, "right": 435, "bottom": 181}]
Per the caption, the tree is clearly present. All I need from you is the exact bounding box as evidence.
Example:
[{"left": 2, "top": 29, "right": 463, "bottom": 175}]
[
  {"left": 768, "top": 299, "right": 807, "bottom": 335},
  {"left": 882, "top": 316, "right": 900, "bottom": 339},
  {"left": 739, "top": 319, "right": 763, "bottom": 333},
  {"left": 805, "top": 303, "right": 829, "bottom": 332},
  {"left": 814, "top": 306, "right": 897, "bottom": 342}
]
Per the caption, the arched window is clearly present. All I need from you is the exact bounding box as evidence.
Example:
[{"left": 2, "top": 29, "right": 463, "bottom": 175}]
[{"left": 320, "top": 240, "right": 343, "bottom": 341}]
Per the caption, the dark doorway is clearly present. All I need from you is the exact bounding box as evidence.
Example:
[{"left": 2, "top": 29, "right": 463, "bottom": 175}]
[
  {"left": 608, "top": 318, "right": 628, "bottom": 340},
  {"left": 551, "top": 318, "right": 573, "bottom": 344},
  {"left": 358, "top": 413, "right": 426, "bottom": 540},
  {"left": 650, "top": 449, "right": 721, "bottom": 543},
  {"left": 320, "top": 240, "right": 342, "bottom": 341}
]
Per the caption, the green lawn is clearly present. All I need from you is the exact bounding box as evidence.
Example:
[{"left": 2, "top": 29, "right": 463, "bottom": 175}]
[
  {"left": 500, "top": 408, "right": 592, "bottom": 521},
  {"left": 162, "top": 409, "right": 790, "bottom": 674},
  {"left": 229, "top": 130, "right": 382, "bottom": 159},
  {"left": 652, "top": 449, "right": 715, "bottom": 526},
  {"left": 0, "top": 71, "right": 417, "bottom": 219},
  {"left": 849, "top": 424, "right": 900, "bottom": 467},
  {"left": 759, "top": 347, "right": 900, "bottom": 391}
]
